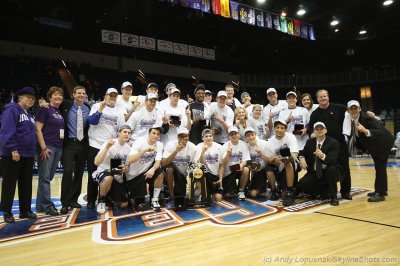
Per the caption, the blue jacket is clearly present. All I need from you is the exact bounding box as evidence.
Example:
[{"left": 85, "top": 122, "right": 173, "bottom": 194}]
[{"left": 0, "top": 103, "right": 37, "bottom": 157}]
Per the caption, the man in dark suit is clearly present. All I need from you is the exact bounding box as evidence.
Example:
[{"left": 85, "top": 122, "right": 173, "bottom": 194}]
[
  {"left": 347, "top": 100, "right": 394, "bottom": 202},
  {"left": 299, "top": 122, "right": 340, "bottom": 206}
]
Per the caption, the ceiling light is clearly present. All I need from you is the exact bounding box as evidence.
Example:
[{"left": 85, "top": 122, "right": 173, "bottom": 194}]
[
  {"left": 257, "top": 0, "right": 266, "bottom": 3},
  {"left": 383, "top": 0, "right": 393, "bottom": 6},
  {"left": 296, "top": 5, "right": 306, "bottom": 16},
  {"left": 334, "top": 28, "right": 339, "bottom": 32},
  {"left": 359, "top": 27, "right": 367, "bottom": 35},
  {"left": 281, "top": 10, "right": 287, "bottom": 17},
  {"left": 330, "top": 17, "right": 339, "bottom": 26}
]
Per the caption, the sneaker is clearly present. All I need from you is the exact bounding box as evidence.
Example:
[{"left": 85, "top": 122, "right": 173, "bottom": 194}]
[
  {"left": 151, "top": 200, "right": 161, "bottom": 211},
  {"left": 282, "top": 191, "right": 295, "bottom": 207},
  {"left": 238, "top": 191, "right": 246, "bottom": 201},
  {"left": 270, "top": 190, "right": 279, "bottom": 201},
  {"left": 166, "top": 199, "right": 175, "bottom": 209},
  {"left": 96, "top": 202, "right": 107, "bottom": 214}
]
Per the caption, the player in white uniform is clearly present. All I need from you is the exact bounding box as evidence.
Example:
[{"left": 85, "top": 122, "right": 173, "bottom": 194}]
[
  {"left": 220, "top": 126, "right": 251, "bottom": 200},
  {"left": 209, "top": 91, "right": 234, "bottom": 144},
  {"left": 126, "top": 127, "right": 165, "bottom": 211},
  {"left": 162, "top": 128, "right": 196, "bottom": 208},
  {"left": 92, "top": 125, "right": 132, "bottom": 214},
  {"left": 262, "top": 88, "right": 288, "bottom": 136},
  {"left": 193, "top": 129, "right": 224, "bottom": 202},
  {"left": 158, "top": 83, "right": 188, "bottom": 110},
  {"left": 266, "top": 120, "right": 299, "bottom": 206},
  {"left": 116, "top": 81, "right": 141, "bottom": 121}
]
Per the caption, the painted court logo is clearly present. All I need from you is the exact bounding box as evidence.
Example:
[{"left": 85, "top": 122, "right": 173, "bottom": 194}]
[{"left": 0, "top": 188, "right": 368, "bottom": 244}]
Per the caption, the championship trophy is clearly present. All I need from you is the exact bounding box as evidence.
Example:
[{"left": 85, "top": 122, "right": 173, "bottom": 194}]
[{"left": 186, "top": 163, "right": 210, "bottom": 208}]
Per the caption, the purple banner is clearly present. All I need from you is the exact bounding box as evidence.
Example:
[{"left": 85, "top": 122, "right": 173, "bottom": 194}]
[
  {"left": 200, "top": 0, "right": 211, "bottom": 13},
  {"left": 230, "top": 1, "right": 239, "bottom": 20},
  {"left": 301, "top": 22, "right": 308, "bottom": 39}
]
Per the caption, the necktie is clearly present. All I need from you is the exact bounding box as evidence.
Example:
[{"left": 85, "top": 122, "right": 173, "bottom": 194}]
[
  {"left": 77, "top": 105, "right": 84, "bottom": 141},
  {"left": 316, "top": 143, "right": 323, "bottom": 178},
  {"left": 348, "top": 120, "right": 356, "bottom": 156}
]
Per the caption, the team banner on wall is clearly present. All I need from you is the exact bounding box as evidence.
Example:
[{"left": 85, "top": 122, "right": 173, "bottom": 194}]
[
  {"left": 203, "top": 48, "right": 215, "bottom": 60},
  {"left": 158, "top": 39, "right": 174, "bottom": 53},
  {"left": 101, "top": 30, "right": 120, "bottom": 45},
  {"left": 189, "top": 45, "right": 203, "bottom": 58},
  {"left": 174, "top": 43, "right": 189, "bottom": 55},
  {"left": 121, "top": 33, "right": 139, "bottom": 47},
  {"left": 164, "top": 0, "right": 316, "bottom": 40},
  {"left": 139, "top": 36, "right": 156, "bottom": 50}
]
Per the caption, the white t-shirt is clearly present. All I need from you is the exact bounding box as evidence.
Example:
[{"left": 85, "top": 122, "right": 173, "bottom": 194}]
[
  {"left": 116, "top": 97, "right": 133, "bottom": 113},
  {"left": 193, "top": 142, "right": 223, "bottom": 176},
  {"left": 162, "top": 140, "right": 196, "bottom": 175},
  {"left": 158, "top": 103, "right": 188, "bottom": 145},
  {"left": 268, "top": 133, "right": 299, "bottom": 156},
  {"left": 262, "top": 100, "right": 288, "bottom": 136},
  {"left": 126, "top": 107, "right": 163, "bottom": 141},
  {"left": 92, "top": 139, "right": 131, "bottom": 183},
  {"left": 209, "top": 102, "right": 234, "bottom": 143},
  {"left": 159, "top": 97, "right": 188, "bottom": 111},
  {"left": 88, "top": 104, "right": 126, "bottom": 149},
  {"left": 246, "top": 138, "right": 272, "bottom": 170},
  {"left": 221, "top": 140, "right": 251, "bottom": 176},
  {"left": 279, "top": 106, "right": 310, "bottom": 150},
  {"left": 126, "top": 139, "right": 163, "bottom": 180},
  {"left": 253, "top": 116, "right": 268, "bottom": 140}
]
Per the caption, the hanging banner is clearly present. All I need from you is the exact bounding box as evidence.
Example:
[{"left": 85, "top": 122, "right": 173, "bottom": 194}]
[
  {"left": 189, "top": 45, "right": 203, "bottom": 58},
  {"left": 220, "top": 0, "right": 230, "bottom": 18},
  {"left": 230, "top": 1, "right": 239, "bottom": 20},
  {"left": 247, "top": 7, "right": 255, "bottom": 26},
  {"left": 309, "top": 25, "right": 316, "bottom": 40},
  {"left": 287, "top": 18, "right": 294, "bottom": 35},
  {"left": 101, "top": 30, "right": 120, "bottom": 45},
  {"left": 301, "top": 23, "right": 308, "bottom": 39},
  {"left": 200, "top": 0, "right": 211, "bottom": 13},
  {"left": 158, "top": 40, "right": 174, "bottom": 53},
  {"left": 272, "top": 14, "right": 280, "bottom": 31},
  {"left": 211, "top": 0, "right": 221, "bottom": 15},
  {"left": 280, "top": 16, "right": 287, "bottom": 33},
  {"left": 238, "top": 5, "right": 248, "bottom": 24},
  {"left": 256, "top": 10, "right": 264, "bottom": 27},
  {"left": 293, "top": 19, "right": 301, "bottom": 37},
  {"left": 203, "top": 48, "right": 215, "bottom": 60},
  {"left": 265, "top": 12, "right": 273, "bottom": 29},
  {"left": 121, "top": 33, "right": 139, "bottom": 47},
  {"left": 139, "top": 36, "right": 156, "bottom": 50},
  {"left": 174, "top": 43, "right": 189, "bottom": 55}
]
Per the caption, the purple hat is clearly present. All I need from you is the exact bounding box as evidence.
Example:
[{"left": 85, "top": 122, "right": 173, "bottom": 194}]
[{"left": 14, "top": 87, "right": 37, "bottom": 101}]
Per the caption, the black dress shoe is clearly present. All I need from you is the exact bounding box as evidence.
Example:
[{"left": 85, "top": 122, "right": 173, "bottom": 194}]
[
  {"left": 87, "top": 201, "right": 96, "bottom": 209},
  {"left": 3, "top": 212, "right": 15, "bottom": 223},
  {"left": 341, "top": 193, "right": 352, "bottom": 200},
  {"left": 60, "top": 206, "right": 69, "bottom": 214},
  {"left": 19, "top": 211, "right": 37, "bottom": 219},
  {"left": 330, "top": 198, "right": 339, "bottom": 206},
  {"left": 69, "top": 202, "right": 82, "bottom": 208},
  {"left": 46, "top": 206, "right": 59, "bottom": 216},
  {"left": 367, "top": 191, "right": 388, "bottom": 197},
  {"left": 368, "top": 192, "right": 385, "bottom": 202}
]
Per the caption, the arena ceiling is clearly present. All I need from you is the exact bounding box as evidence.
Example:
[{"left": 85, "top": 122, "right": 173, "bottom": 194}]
[{"left": 1, "top": 0, "right": 400, "bottom": 74}]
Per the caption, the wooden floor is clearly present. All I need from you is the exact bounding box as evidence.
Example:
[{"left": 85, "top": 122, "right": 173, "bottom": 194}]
[{"left": 1, "top": 157, "right": 400, "bottom": 266}]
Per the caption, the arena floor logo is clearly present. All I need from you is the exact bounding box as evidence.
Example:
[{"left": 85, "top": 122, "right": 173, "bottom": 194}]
[{"left": 0, "top": 188, "right": 369, "bottom": 244}]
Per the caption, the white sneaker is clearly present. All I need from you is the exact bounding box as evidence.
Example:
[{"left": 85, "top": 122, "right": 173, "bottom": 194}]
[
  {"left": 238, "top": 191, "right": 246, "bottom": 201},
  {"left": 96, "top": 202, "right": 107, "bottom": 214},
  {"left": 151, "top": 200, "right": 161, "bottom": 211}
]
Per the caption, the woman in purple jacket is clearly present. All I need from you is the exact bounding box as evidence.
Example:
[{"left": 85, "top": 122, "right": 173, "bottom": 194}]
[{"left": 0, "top": 87, "right": 38, "bottom": 223}]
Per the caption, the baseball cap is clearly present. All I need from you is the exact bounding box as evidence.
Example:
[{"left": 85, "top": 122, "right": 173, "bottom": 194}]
[
  {"left": 178, "top": 128, "right": 190, "bottom": 135},
  {"left": 228, "top": 126, "right": 239, "bottom": 134},
  {"left": 286, "top": 91, "right": 297, "bottom": 98},
  {"left": 347, "top": 100, "right": 360, "bottom": 108},
  {"left": 201, "top": 128, "right": 212, "bottom": 137},
  {"left": 313, "top": 122, "right": 326, "bottom": 129},
  {"left": 166, "top": 83, "right": 176, "bottom": 93},
  {"left": 145, "top": 93, "right": 158, "bottom": 100},
  {"left": 121, "top": 81, "right": 133, "bottom": 89},
  {"left": 273, "top": 119, "right": 287, "bottom": 128},
  {"left": 217, "top": 91, "right": 227, "bottom": 98},
  {"left": 170, "top": 87, "right": 181, "bottom": 94},
  {"left": 106, "top": 88, "right": 118, "bottom": 95},
  {"left": 241, "top": 92, "right": 250, "bottom": 100},
  {"left": 205, "top": 90, "right": 212, "bottom": 95},
  {"left": 244, "top": 127, "right": 255, "bottom": 135},
  {"left": 266, "top": 88, "right": 277, "bottom": 95},
  {"left": 146, "top": 83, "right": 159, "bottom": 89}
]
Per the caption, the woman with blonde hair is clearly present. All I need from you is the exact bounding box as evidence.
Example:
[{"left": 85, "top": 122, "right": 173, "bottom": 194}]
[{"left": 234, "top": 106, "right": 259, "bottom": 141}]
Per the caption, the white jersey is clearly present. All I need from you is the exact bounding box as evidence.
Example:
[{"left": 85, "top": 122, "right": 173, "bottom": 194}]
[
  {"left": 268, "top": 133, "right": 299, "bottom": 156},
  {"left": 279, "top": 106, "right": 310, "bottom": 150},
  {"left": 88, "top": 104, "right": 126, "bottom": 149},
  {"left": 253, "top": 116, "right": 268, "bottom": 140},
  {"left": 193, "top": 142, "right": 223, "bottom": 176},
  {"left": 262, "top": 100, "right": 288, "bottom": 136},
  {"left": 247, "top": 138, "right": 272, "bottom": 170},
  {"left": 92, "top": 139, "right": 131, "bottom": 183},
  {"left": 162, "top": 140, "right": 196, "bottom": 175},
  {"left": 209, "top": 102, "right": 234, "bottom": 143},
  {"left": 159, "top": 97, "right": 188, "bottom": 111},
  {"left": 126, "top": 139, "right": 163, "bottom": 180},
  {"left": 126, "top": 107, "right": 163, "bottom": 141},
  {"left": 158, "top": 103, "right": 188, "bottom": 145},
  {"left": 116, "top": 97, "right": 133, "bottom": 114},
  {"left": 221, "top": 140, "right": 251, "bottom": 176}
]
